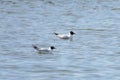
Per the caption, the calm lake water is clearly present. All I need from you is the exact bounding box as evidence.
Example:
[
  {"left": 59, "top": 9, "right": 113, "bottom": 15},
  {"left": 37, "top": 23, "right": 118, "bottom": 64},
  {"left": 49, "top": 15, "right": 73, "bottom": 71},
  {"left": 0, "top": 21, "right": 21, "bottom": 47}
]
[{"left": 0, "top": 0, "right": 120, "bottom": 80}]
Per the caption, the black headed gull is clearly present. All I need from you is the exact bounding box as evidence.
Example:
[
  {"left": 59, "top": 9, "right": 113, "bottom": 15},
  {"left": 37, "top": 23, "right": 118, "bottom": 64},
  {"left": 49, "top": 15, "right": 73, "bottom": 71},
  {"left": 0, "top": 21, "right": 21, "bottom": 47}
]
[
  {"left": 54, "top": 31, "right": 75, "bottom": 41},
  {"left": 32, "top": 45, "right": 56, "bottom": 54}
]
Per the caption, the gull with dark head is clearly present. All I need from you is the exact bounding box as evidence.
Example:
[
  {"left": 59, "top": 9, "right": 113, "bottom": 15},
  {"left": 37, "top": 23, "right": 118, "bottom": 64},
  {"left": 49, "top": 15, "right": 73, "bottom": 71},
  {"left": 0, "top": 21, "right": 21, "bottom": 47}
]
[
  {"left": 32, "top": 45, "right": 56, "bottom": 54},
  {"left": 54, "top": 31, "right": 75, "bottom": 41}
]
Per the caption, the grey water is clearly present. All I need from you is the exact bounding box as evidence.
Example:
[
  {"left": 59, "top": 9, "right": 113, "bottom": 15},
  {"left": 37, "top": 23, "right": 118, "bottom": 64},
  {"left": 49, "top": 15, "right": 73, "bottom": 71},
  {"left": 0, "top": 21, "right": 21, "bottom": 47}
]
[{"left": 0, "top": 0, "right": 120, "bottom": 80}]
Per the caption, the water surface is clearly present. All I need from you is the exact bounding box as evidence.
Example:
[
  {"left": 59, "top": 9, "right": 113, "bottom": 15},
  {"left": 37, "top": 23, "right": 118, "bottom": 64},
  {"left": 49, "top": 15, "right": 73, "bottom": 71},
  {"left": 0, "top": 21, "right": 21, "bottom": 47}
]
[{"left": 0, "top": 0, "right": 120, "bottom": 80}]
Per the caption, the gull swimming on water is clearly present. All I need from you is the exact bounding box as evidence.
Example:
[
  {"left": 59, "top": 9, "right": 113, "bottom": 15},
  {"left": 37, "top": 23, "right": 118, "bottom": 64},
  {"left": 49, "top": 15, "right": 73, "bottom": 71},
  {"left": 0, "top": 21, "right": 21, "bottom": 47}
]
[
  {"left": 32, "top": 45, "right": 56, "bottom": 54},
  {"left": 54, "top": 31, "right": 75, "bottom": 41}
]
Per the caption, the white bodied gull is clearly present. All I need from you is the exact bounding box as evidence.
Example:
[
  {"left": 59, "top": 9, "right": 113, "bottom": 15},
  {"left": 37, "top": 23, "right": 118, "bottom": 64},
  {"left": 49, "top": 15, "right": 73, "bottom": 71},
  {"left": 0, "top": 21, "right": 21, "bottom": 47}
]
[
  {"left": 54, "top": 31, "right": 75, "bottom": 41},
  {"left": 32, "top": 45, "right": 56, "bottom": 54}
]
